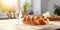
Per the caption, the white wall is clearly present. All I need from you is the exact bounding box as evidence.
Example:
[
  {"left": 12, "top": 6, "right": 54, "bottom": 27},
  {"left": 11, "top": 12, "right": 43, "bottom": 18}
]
[
  {"left": 41, "top": 0, "right": 49, "bottom": 14},
  {"left": 33, "top": 0, "right": 41, "bottom": 15}
]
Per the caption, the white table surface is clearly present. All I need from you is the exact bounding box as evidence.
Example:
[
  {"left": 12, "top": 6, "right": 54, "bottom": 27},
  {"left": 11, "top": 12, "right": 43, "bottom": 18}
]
[
  {"left": 0, "top": 19, "right": 60, "bottom": 30},
  {"left": 0, "top": 19, "right": 19, "bottom": 30},
  {"left": 18, "top": 21, "right": 60, "bottom": 30}
]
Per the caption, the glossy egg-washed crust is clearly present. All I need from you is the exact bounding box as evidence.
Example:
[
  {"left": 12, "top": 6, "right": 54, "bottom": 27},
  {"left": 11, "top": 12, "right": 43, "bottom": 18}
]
[{"left": 22, "top": 15, "right": 49, "bottom": 25}]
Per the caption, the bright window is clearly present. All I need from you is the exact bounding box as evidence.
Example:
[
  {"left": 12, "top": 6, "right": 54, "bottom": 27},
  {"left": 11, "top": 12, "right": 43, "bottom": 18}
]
[
  {"left": 0, "top": 0, "right": 18, "bottom": 12},
  {"left": 1, "top": 0, "right": 17, "bottom": 6}
]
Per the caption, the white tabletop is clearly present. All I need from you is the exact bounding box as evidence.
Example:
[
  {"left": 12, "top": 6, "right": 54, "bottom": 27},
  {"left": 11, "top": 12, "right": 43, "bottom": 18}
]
[
  {"left": 0, "top": 19, "right": 19, "bottom": 30},
  {"left": 18, "top": 21, "right": 60, "bottom": 30},
  {"left": 0, "top": 19, "right": 60, "bottom": 30}
]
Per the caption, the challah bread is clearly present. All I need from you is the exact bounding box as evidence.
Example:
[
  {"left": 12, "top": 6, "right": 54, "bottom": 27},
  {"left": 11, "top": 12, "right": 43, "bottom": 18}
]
[{"left": 22, "top": 15, "right": 49, "bottom": 25}]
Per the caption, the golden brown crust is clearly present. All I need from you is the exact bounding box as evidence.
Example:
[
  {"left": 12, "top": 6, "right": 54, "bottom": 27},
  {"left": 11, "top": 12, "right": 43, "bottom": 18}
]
[{"left": 22, "top": 15, "right": 49, "bottom": 25}]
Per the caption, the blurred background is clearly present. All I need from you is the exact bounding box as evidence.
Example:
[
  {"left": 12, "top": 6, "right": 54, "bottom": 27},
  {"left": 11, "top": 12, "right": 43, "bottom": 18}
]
[{"left": 0, "top": 0, "right": 60, "bottom": 20}]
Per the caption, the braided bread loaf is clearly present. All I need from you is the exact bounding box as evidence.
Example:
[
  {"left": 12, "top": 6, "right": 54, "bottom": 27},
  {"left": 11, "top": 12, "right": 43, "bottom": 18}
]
[{"left": 22, "top": 15, "right": 49, "bottom": 25}]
